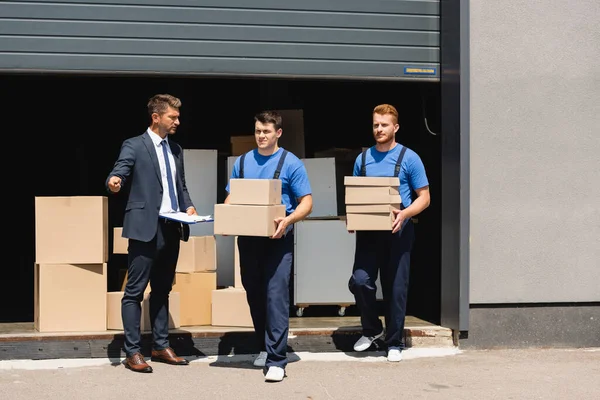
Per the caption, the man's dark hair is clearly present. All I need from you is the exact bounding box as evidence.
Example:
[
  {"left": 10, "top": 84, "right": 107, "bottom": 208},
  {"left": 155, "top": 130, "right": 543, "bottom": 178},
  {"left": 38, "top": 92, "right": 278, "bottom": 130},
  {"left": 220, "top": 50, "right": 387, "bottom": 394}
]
[{"left": 254, "top": 110, "right": 282, "bottom": 131}]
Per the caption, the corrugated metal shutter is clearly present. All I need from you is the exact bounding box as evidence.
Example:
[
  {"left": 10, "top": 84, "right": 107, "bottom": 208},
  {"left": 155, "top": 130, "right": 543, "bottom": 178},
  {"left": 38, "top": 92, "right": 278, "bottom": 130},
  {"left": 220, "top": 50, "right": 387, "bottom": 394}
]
[{"left": 0, "top": 0, "right": 439, "bottom": 80}]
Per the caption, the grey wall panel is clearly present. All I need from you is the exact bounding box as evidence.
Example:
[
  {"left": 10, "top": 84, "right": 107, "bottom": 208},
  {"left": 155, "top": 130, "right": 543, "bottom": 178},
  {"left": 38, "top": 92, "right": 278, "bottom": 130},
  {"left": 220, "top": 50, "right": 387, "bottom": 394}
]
[
  {"left": 470, "top": 0, "right": 600, "bottom": 303},
  {"left": 0, "top": 0, "right": 440, "bottom": 78}
]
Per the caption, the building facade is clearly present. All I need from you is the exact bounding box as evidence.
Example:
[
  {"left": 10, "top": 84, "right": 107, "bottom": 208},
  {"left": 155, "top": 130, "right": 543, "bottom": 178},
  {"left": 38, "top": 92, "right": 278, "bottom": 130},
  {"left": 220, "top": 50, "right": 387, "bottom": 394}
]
[{"left": 1, "top": 0, "right": 598, "bottom": 347}]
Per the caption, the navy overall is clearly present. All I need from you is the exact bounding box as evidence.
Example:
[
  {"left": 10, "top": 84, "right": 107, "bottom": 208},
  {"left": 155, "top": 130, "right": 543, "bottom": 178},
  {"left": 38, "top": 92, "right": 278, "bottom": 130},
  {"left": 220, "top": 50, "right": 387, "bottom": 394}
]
[{"left": 237, "top": 150, "right": 293, "bottom": 368}]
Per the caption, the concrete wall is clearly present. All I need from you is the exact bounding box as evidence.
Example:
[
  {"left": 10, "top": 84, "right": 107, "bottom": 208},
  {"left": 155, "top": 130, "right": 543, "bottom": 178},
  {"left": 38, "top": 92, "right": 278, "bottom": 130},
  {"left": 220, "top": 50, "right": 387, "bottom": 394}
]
[{"left": 470, "top": 0, "right": 600, "bottom": 304}]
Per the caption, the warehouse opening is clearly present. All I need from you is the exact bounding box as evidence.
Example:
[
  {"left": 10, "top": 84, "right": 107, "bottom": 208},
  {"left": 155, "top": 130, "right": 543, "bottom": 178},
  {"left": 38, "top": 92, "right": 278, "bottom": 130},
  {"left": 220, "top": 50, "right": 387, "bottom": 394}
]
[{"left": 2, "top": 73, "right": 441, "bottom": 326}]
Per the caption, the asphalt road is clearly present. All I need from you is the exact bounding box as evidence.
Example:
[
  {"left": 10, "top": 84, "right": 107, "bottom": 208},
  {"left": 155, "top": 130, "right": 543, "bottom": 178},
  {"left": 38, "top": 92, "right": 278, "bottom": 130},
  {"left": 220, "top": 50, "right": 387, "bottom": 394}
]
[{"left": 0, "top": 348, "right": 598, "bottom": 399}]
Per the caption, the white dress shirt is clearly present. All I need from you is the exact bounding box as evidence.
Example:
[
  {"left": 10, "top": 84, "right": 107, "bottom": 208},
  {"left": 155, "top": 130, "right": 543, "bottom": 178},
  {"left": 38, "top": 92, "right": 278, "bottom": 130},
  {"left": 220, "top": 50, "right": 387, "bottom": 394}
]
[{"left": 147, "top": 128, "right": 179, "bottom": 213}]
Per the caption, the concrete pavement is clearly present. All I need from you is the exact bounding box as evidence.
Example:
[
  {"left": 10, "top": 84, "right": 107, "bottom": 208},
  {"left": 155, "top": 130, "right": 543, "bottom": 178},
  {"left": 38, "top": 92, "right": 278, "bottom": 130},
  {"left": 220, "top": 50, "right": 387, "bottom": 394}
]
[{"left": 0, "top": 348, "right": 598, "bottom": 399}]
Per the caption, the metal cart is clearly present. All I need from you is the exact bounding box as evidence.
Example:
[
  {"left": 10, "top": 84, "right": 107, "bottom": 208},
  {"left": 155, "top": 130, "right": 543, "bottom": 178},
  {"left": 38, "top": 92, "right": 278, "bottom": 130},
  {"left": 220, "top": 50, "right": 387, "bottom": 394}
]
[{"left": 293, "top": 218, "right": 382, "bottom": 317}]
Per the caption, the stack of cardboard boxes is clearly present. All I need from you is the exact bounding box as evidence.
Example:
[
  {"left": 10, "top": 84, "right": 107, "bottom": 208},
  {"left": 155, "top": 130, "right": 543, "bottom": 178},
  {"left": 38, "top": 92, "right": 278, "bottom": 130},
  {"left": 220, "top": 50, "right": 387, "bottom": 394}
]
[
  {"left": 34, "top": 196, "right": 109, "bottom": 332},
  {"left": 211, "top": 178, "right": 285, "bottom": 327},
  {"left": 109, "top": 227, "right": 181, "bottom": 330},
  {"left": 344, "top": 177, "right": 401, "bottom": 231},
  {"left": 172, "top": 236, "right": 217, "bottom": 326},
  {"left": 111, "top": 230, "right": 218, "bottom": 329},
  {"left": 210, "top": 236, "right": 253, "bottom": 327}
]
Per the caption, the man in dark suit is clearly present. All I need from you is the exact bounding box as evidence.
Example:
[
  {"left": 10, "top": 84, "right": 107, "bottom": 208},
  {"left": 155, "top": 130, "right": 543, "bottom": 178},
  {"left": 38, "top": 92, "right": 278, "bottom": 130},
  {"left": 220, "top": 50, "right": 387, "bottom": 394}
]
[{"left": 106, "top": 94, "right": 197, "bottom": 373}]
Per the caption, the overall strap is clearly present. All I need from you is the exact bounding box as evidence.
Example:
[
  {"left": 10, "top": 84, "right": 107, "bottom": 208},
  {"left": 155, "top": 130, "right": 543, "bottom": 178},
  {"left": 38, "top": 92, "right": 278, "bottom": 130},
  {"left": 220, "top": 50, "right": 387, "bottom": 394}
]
[
  {"left": 273, "top": 150, "right": 289, "bottom": 179},
  {"left": 395, "top": 145, "right": 408, "bottom": 210},
  {"left": 360, "top": 149, "right": 368, "bottom": 176},
  {"left": 361, "top": 146, "right": 406, "bottom": 177},
  {"left": 239, "top": 152, "right": 246, "bottom": 179},
  {"left": 394, "top": 146, "right": 407, "bottom": 177}
]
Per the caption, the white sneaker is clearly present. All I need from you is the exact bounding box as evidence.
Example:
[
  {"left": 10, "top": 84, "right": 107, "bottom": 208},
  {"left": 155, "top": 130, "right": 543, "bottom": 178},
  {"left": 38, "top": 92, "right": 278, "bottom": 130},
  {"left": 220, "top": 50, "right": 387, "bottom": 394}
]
[
  {"left": 387, "top": 347, "right": 403, "bottom": 362},
  {"left": 253, "top": 351, "right": 267, "bottom": 367},
  {"left": 353, "top": 331, "right": 384, "bottom": 352},
  {"left": 264, "top": 366, "right": 285, "bottom": 382}
]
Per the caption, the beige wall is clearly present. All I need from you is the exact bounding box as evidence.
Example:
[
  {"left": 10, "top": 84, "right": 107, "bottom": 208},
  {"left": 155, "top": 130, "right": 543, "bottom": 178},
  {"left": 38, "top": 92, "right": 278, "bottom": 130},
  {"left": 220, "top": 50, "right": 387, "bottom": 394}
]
[{"left": 469, "top": 0, "right": 600, "bottom": 303}]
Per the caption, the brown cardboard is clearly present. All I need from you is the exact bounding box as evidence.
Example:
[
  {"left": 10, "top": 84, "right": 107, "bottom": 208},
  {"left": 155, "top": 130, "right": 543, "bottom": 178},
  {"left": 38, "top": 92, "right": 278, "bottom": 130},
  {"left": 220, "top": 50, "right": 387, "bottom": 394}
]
[
  {"left": 346, "top": 213, "right": 394, "bottom": 231},
  {"left": 230, "top": 136, "right": 256, "bottom": 156},
  {"left": 34, "top": 263, "right": 107, "bottom": 332},
  {"left": 345, "top": 186, "right": 401, "bottom": 204},
  {"left": 214, "top": 204, "right": 286, "bottom": 237},
  {"left": 228, "top": 179, "right": 282, "bottom": 206},
  {"left": 346, "top": 204, "right": 401, "bottom": 213},
  {"left": 211, "top": 288, "right": 253, "bottom": 327},
  {"left": 176, "top": 236, "right": 216, "bottom": 273},
  {"left": 35, "top": 196, "right": 109, "bottom": 264},
  {"left": 234, "top": 236, "right": 242, "bottom": 289},
  {"left": 106, "top": 291, "right": 180, "bottom": 331},
  {"left": 113, "top": 227, "right": 128, "bottom": 254},
  {"left": 344, "top": 176, "right": 400, "bottom": 186},
  {"left": 172, "top": 272, "right": 216, "bottom": 326}
]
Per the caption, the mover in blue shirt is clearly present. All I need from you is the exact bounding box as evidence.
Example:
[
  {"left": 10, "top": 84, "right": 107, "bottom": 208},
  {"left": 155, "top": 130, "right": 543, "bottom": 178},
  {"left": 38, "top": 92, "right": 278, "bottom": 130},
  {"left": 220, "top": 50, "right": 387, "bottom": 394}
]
[
  {"left": 225, "top": 111, "right": 313, "bottom": 382},
  {"left": 349, "top": 104, "right": 430, "bottom": 362}
]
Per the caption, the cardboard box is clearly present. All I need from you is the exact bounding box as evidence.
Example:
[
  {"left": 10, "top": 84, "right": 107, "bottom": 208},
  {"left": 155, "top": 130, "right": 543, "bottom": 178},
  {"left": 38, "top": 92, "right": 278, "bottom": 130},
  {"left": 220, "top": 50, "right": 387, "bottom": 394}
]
[
  {"left": 172, "top": 272, "right": 216, "bottom": 326},
  {"left": 345, "top": 186, "right": 401, "bottom": 204},
  {"left": 228, "top": 179, "right": 282, "bottom": 206},
  {"left": 211, "top": 288, "right": 253, "bottom": 327},
  {"left": 214, "top": 204, "right": 286, "bottom": 237},
  {"left": 346, "top": 213, "right": 394, "bottom": 231},
  {"left": 34, "top": 263, "right": 107, "bottom": 332},
  {"left": 113, "top": 227, "right": 128, "bottom": 254},
  {"left": 35, "top": 196, "right": 108, "bottom": 264},
  {"left": 176, "top": 236, "right": 216, "bottom": 273},
  {"left": 230, "top": 136, "right": 256, "bottom": 156},
  {"left": 106, "top": 291, "right": 180, "bottom": 331},
  {"left": 234, "top": 236, "right": 242, "bottom": 289},
  {"left": 344, "top": 176, "right": 400, "bottom": 186},
  {"left": 346, "top": 204, "right": 401, "bottom": 213}
]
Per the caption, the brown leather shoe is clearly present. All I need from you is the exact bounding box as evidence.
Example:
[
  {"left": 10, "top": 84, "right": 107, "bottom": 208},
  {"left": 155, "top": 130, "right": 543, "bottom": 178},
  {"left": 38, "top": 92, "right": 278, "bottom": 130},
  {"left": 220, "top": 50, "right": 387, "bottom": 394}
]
[
  {"left": 151, "top": 347, "right": 189, "bottom": 365},
  {"left": 124, "top": 352, "right": 153, "bottom": 373}
]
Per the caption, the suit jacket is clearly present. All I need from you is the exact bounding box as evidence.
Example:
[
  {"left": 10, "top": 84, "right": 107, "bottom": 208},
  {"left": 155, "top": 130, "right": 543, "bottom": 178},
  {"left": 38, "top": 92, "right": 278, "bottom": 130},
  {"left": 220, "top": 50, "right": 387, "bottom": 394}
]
[{"left": 106, "top": 132, "right": 194, "bottom": 242}]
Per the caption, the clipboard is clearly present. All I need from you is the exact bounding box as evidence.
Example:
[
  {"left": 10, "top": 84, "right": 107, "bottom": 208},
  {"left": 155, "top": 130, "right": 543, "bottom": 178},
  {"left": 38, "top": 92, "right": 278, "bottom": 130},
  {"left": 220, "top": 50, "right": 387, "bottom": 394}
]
[{"left": 159, "top": 212, "right": 214, "bottom": 224}]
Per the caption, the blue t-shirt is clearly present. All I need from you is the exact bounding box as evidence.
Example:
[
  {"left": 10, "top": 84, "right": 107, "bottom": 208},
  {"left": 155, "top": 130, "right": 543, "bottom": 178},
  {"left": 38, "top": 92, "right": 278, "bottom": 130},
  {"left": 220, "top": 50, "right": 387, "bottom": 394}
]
[
  {"left": 353, "top": 144, "right": 429, "bottom": 207},
  {"left": 226, "top": 148, "right": 312, "bottom": 215}
]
